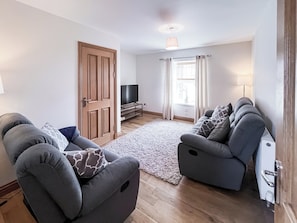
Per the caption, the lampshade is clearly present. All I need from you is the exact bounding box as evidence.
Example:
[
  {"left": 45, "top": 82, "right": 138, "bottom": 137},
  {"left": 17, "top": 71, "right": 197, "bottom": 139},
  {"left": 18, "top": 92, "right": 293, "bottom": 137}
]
[
  {"left": 166, "top": 37, "right": 178, "bottom": 50},
  {"left": 0, "top": 76, "right": 4, "bottom": 94},
  {"left": 237, "top": 75, "right": 251, "bottom": 86}
]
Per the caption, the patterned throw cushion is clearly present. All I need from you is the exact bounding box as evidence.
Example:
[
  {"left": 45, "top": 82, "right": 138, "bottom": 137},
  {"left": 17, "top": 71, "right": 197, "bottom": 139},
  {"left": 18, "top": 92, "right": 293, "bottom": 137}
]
[
  {"left": 227, "top": 103, "right": 233, "bottom": 115},
  {"left": 193, "top": 105, "right": 232, "bottom": 138},
  {"left": 207, "top": 117, "right": 230, "bottom": 142},
  {"left": 41, "top": 122, "right": 68, "bottom": 152},
  {"left": 64, "top": 148, "right": 109, "bottom": 178},
  {"left": 211, "top": 105, "right": 230, "bottom": 124},
  {"left": 197, "top": 119, "right": 216, "bottom": 137},
  {"left": 192, "top": 116, "right": 208, "bottom": 134}
]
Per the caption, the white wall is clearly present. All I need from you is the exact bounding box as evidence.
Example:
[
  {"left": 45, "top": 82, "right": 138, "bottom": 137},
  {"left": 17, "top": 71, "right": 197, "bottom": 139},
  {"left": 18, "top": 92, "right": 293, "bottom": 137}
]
[
  {"left": 120, "top": 51, "right": 137, "bottom": 85},
  {"left": 0, "top": 0, "right": 121, "bottom": 186},
  {"left": 253, "top": 0, "right": 277, "bottom": 137},
  {"left": 136, "top": 41, "right": 252, "bottom": 117}
]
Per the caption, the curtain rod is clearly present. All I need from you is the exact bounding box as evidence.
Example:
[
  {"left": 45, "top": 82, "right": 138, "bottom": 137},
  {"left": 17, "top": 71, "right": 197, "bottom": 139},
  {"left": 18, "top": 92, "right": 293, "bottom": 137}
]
[{"left": 159, "top": 54, "right": 211, "bottom": 61}]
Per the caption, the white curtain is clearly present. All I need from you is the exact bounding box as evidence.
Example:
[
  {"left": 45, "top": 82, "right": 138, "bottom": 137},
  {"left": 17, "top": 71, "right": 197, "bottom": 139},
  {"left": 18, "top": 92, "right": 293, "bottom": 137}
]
[
  {"left": 194, "top": 55, "right": 209, "bottom": 122},
  {"left": 162, "top": 58, "right": 174, "bottom": 120}
]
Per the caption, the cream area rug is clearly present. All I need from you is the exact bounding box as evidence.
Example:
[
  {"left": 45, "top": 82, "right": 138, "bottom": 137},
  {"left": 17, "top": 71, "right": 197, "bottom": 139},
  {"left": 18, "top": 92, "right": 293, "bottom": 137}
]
[{"left": 103, "top": 119, "right": 192, "bottom": 185}]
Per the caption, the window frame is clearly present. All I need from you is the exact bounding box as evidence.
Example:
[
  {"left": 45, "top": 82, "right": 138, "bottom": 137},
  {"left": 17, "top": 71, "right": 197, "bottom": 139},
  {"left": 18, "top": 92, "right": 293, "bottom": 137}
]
[{"left": 172, "top": 59, "right": 196, "bottom": 106}]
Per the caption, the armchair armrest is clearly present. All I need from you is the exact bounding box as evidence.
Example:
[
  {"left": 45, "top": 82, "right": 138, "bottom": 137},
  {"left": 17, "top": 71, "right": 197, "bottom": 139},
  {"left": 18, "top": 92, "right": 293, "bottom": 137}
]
[
  {"left": 72, "top": 135, "right": 100, "bottom": 149},
  {"left": 59, "top": 126, "right": 100, "bottom": 150},
  {"left": 16, "top": 144, "right": 82, "bottom": 220},
  {"left": 180, "top": 133, "right": 233, "bottom": 158},
  {"left": 70, "top": 135, "right": 119, "bottom": 161},
  {"left": 60, "top": 125, "right": 119, "bottom": 162},
  {"left": 80, "top": 156, "right": 139, "bottom": 216}
]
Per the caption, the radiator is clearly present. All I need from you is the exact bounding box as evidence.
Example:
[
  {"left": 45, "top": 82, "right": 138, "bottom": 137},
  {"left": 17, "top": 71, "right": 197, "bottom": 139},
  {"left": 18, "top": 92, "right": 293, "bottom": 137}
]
[{"left": 255, "top": 128, "right": 275, "bottom": 204}]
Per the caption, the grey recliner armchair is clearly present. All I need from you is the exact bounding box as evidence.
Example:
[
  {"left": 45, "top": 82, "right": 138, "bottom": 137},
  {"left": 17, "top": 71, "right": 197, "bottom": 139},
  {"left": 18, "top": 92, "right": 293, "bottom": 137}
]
[
  {"left": 178, "top": 97, "right": 265, "bottom": 191},
  {"left": 0, "top": 113, "right": 140, "bottom": 223}
]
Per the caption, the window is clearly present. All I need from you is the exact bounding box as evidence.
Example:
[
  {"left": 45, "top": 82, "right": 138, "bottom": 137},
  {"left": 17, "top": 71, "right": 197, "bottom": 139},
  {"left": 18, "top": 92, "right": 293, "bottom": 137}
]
[{"left": 173, "top": 60, "right": 196, "bottom": 105}]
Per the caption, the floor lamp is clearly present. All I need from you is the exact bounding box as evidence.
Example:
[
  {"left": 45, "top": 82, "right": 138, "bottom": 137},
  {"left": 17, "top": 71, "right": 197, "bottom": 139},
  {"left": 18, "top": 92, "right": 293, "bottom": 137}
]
[
  {"left": 237, "top": 75, "right": 251, "bottom": 97},
  {"left": 0, "top": 75, "right": 4, "bottom": 94}
]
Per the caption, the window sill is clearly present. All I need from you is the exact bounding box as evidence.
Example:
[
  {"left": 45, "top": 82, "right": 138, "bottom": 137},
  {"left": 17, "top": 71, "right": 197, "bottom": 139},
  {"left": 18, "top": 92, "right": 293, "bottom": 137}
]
[{"left": 174, "top": 103, "right": 194, "bottom": 107}]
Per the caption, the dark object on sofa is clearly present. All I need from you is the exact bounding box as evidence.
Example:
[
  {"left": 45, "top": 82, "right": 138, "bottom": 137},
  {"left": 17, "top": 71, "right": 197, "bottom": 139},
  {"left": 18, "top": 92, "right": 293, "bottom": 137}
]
[
  {"left": 178, "top": 97, "right": 265, "bottom": 191},
  {"left": 0, "top": 113, "right": 140, "bottom": 223}
]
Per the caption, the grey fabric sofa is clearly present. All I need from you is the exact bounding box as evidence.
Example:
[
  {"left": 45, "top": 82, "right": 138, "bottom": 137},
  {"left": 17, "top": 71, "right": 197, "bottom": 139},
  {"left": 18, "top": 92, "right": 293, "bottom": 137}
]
[
  {"left": 0, "top": 113, "right": 140, "bottom": 223},
  {"left": 178, "top": 97, "right": 265, "bottom": 191}
]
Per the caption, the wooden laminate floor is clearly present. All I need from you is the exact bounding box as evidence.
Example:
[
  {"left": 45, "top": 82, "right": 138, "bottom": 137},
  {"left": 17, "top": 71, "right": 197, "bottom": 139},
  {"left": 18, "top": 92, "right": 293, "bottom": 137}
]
[{"left": 0, "top": 114, "right": 274, "bottom": 223}]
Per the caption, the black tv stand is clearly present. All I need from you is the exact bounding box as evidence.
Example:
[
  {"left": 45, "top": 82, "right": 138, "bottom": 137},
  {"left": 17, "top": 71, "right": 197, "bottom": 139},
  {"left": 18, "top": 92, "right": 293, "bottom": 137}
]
[{"left": 121, "top": 102, "right": 143, "bottom": 122}]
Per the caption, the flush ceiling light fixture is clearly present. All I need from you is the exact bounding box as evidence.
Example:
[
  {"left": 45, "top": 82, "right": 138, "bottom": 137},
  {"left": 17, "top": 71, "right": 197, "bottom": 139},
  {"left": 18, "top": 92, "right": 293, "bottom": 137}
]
[
  {"left": 158, "top": 23, "right": 184, "bottom": 33},
  {"left": 159, "top": 23, "right": 183, "bottom": 50}
]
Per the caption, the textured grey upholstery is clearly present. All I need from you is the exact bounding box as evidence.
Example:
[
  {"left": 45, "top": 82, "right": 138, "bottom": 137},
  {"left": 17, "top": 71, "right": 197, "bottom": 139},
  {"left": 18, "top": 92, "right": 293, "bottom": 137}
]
[
  {"left": 178, "top": 97, "right": 265, "bottom": 191},
  {"left": 0, "top": 113, "right": 140, "bottom": 223}
]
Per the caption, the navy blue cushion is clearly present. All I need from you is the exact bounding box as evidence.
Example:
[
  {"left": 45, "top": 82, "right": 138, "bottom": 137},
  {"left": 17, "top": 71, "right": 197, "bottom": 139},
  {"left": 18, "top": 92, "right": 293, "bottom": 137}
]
[{"left": 59, "top": 126, "right": 79, "bottom": 142}]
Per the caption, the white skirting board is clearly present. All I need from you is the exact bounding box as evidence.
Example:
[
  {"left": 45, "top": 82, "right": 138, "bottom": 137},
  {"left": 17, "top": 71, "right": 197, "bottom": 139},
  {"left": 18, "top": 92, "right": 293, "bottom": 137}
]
[{"left": 255, "top": 128, "right": 276, "bottom": 204}]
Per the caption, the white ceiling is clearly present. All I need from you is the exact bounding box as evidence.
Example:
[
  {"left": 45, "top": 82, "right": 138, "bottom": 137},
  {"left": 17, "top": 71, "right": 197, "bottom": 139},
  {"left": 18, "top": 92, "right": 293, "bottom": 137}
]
[{"left": 17, "top": 0, "right": 271, "bottom": 55}]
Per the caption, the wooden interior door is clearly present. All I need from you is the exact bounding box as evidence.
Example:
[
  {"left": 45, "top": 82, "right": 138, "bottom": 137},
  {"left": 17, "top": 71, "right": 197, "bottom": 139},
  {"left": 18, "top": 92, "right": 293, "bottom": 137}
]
[
  {"left": 78, "top": 42, "right": 117, "bottom": 146},
  {"left": 275, "top": 0, "right": 297, "bottom": 222}
]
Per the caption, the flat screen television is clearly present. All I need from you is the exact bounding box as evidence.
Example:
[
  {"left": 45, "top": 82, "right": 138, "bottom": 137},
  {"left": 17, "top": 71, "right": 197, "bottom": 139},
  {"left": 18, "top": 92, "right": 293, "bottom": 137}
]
[{"left": 121, "top": 84, "right": 138, "bottom": 105}]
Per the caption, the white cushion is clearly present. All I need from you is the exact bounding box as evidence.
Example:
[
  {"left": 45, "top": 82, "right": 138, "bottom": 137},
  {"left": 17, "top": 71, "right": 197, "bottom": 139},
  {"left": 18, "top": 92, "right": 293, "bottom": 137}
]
[{"left": 41, "top": 122, "right": 68, "bottom": 152}]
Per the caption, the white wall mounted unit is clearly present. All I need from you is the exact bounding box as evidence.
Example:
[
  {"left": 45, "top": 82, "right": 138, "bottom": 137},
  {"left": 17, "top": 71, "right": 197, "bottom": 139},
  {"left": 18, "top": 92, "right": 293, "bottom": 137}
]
[{"left": 255, "top": 128, "right": 276, "bottom": 204}]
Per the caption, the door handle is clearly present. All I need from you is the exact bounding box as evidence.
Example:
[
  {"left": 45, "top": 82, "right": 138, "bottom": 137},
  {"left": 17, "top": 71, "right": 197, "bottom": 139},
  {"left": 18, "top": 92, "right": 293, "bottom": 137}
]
[
  {"left": 260, "top": 160, "right": 283, "bottom": 204},
  {"left": 82, "top": 97, "right": 91, "bottom": 107},
  {"left": 275, "top": 160, "right": 283, "bottom": 204}
]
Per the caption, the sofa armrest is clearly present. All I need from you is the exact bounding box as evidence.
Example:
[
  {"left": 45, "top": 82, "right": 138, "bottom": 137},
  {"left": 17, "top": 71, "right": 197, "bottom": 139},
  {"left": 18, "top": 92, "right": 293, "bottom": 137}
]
[
  {"left": 180, "top": 133, "right": 233, "bottom": 158},
  {"left": 80, "top": 156, "right": 139, "bottom": 216}
]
